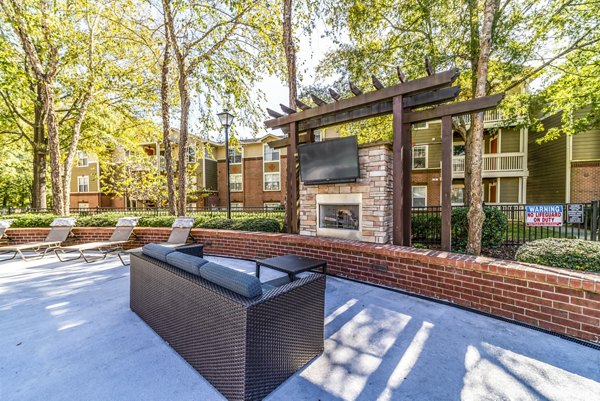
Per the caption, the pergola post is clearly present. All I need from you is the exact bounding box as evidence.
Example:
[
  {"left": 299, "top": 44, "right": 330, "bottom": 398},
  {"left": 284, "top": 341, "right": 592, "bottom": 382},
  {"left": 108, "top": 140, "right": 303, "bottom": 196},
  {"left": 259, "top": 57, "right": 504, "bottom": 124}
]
[
  {"left": 392, "top": 95, "right": 412, "bottom": 246},
  {"left": 441, "top": 115, "right": 453, "bottom": 251},
  {"left": 286, "top": 122, "right": 299, "bottom": 233}
]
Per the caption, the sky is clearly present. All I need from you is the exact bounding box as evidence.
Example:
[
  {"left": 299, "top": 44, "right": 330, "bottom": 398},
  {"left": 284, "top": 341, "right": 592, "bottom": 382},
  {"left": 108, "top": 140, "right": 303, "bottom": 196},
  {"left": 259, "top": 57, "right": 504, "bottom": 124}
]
[{"left": 202, "top": 21, "right": 335, "bottom": 141}]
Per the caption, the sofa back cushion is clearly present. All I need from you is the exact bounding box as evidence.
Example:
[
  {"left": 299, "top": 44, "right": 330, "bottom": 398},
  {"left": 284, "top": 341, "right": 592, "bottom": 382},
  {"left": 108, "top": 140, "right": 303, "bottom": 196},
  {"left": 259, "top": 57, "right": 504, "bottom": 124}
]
[
  {"left": 142, "top": 243, "right": 176, "bottom": 262},
  {"left": 165, "top": 252, "right": 208, "bottom": 276},
  {"left": 200, "top": 262, "right": 263, "bottom": 298}
]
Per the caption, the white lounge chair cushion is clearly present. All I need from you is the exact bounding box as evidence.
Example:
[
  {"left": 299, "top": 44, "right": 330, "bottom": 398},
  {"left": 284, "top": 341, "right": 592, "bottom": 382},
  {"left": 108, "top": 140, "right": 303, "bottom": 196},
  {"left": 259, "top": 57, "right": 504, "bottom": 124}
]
[
  {"left": 0, "top": 220, "right": 12, "bottom": 228},
  {"left": 116, "top": 217, "right": 139, "bottom": 227},
  {"left": 50, "top": 218, "right": 77, "bottom": 227},
  {"left": 172, "top": 217, "right": 195, "bottom": 228}
]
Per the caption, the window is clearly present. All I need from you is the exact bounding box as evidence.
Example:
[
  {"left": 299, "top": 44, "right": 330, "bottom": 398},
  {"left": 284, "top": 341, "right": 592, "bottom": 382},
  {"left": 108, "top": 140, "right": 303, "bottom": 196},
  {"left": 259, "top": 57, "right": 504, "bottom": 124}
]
[
  {"left": 230, "top": 174, "right": 243, "bottom": 192},
  {"left": 264, "top": 202, "right": 282, "bottom": 210},
  {"left": 189, "top": 175, "right": 198, "bottom": 189},
  {"left": 78, "top": 176, "right": 90, "bottom": 193},
  {"left": 78, "top": 202, "right": 89, "bottom": 210},
  {"left": 263, "top": 144, "right": 281, "bottom": 191},
  {"left": 314, "top": 129, "right": 322, "bottom": 142},
  {"left": 187, "top": 146, "right": 196, "bottom": 163},
  {"left": 413, "top": 145, "right": 428, "bottom": 169},
  {"left": 451, "top": 186, "right": 465, "bottom": 205},
  {"left": 228, "top": 147, "right": 242, "bottom": 164},
  {"left": 231, "top": 202, "right": 243, "bottom": 210},
  {"left": 77, "top": 151, "right": 89, "bottom": 167},
  {"left": 263, "top": 144, "right": 279, "bottom": 161},
  {"left": 412, "top": 122, "right": 428, "bottom": 130},
  {"left": 412, "top": 186, "right": 427, "bottom": 207}
]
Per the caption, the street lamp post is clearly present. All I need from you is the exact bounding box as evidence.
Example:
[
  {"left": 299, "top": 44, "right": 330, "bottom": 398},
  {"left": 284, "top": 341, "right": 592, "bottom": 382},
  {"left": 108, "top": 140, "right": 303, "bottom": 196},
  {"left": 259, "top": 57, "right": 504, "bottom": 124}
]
[{"left": 217, "top": 109, "right": 235, "bottom": 219}]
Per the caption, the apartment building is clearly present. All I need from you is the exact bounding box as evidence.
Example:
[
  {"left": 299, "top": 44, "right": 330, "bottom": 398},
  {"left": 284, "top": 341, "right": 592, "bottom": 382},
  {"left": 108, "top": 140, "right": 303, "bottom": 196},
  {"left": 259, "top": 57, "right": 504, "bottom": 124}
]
[
  {"left": 528, "top": 109, "right": 600, "bottom": 204},
  {"left": 69, "top": 151, "right": 124, "bottom": 209}
]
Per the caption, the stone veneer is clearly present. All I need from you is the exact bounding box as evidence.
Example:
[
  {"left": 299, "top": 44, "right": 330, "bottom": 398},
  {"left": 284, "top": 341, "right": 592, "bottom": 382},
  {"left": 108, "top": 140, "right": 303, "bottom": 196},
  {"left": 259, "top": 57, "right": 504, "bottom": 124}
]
[{"left": 299, "top": 142, "right": 393, "bottom": 243}]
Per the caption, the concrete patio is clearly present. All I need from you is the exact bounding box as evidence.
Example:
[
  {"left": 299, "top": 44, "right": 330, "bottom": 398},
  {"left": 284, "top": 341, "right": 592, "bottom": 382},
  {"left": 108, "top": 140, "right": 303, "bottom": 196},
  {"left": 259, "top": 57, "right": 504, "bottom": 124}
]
[{"left": 1, "top": 253, "right": 599, "bottom": 401}]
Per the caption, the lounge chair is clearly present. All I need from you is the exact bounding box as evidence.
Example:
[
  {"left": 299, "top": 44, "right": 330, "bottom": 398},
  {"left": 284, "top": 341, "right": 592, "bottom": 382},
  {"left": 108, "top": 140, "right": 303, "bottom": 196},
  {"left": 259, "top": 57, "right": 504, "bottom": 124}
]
[
  {"left": 0, "top": 218, "right": 76, "bottom": 262},
  {"left": 0, "top": 220, "right": 12, "bottom": 243},
  {"left": 55, "top": 217, "right": 139, "bottom": 263},
  {"left": 117, "top": 217, "right": 196, "bottom": 265}
]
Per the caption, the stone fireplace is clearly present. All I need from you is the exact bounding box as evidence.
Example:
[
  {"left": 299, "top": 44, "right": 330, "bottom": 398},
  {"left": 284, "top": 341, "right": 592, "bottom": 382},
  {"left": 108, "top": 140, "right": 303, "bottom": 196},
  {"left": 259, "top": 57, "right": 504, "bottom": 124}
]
[{"left": 299, "top": 142, "right": 393, "bottom": 244}]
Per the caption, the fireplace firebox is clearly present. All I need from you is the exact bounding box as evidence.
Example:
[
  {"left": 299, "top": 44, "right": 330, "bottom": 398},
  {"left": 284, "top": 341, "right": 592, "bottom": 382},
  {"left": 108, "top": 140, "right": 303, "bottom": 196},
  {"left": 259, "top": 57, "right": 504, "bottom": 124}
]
[{"left": 319, "top": 204, "right": 359, "bottom": 230}]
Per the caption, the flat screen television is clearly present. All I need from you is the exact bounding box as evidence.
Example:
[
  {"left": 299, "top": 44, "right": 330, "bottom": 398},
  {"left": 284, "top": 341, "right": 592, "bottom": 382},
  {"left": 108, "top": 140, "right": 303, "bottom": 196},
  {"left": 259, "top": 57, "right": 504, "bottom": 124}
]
[{"left": 298, "top": 136, "right": 359, "bottom": 185}]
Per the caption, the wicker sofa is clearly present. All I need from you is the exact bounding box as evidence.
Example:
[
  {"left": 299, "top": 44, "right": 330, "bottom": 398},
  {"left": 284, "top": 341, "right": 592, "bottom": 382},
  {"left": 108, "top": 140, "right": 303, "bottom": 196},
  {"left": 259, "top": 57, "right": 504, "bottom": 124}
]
[{"left": 130, "top": 246, "right": 325, "bottom": 401}]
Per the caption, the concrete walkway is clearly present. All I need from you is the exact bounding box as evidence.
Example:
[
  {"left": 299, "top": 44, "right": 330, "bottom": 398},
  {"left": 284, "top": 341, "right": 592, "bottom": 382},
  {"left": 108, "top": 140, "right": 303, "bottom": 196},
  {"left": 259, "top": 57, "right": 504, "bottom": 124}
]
[{"left": 1, "top": 253, "right": 599, "bottom": 401}]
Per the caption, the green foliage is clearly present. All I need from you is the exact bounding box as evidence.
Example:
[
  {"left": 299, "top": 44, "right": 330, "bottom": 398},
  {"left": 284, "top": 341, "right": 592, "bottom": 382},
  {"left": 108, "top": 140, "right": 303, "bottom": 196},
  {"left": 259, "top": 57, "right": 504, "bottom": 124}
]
[
  {"left": 516, "top": 239, "right": 600, "bottom": 272},
  {"left": 452, "top": 207, "right": 508, "bottom": 251},
  {"left": 411, "top": 213, "right": 441, "bottom": 242},
  {"left": 4, "top": 213, "right": 283, "bottom": 233}
]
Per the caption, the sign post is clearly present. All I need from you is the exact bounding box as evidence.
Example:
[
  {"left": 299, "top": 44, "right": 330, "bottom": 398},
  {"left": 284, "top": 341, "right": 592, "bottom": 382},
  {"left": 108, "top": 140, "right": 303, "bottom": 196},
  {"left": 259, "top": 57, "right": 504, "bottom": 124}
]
[{"left": 526, "top": 205, "right": 564, "bottom": 227}]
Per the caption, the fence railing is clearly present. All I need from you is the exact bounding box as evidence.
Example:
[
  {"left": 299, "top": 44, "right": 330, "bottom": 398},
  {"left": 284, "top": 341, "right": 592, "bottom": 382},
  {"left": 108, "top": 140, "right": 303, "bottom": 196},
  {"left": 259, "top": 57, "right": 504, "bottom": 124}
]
[
  {"left": 412, "top": 202, "right": 600, "bottom": 248},
  {"left": 452, "top": 153, "right": 525, "bottom": 175},
  {"left": 455, "top": 109, "right": 504, "bottom": 125},
  {"left": 1, "top": 206, "right": 286, "bottom": 219}
]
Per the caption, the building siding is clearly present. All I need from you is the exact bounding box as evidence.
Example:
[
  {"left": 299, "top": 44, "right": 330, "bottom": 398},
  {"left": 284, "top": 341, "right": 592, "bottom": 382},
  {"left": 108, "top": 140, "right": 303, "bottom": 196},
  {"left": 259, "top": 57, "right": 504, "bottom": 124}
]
[
  {"left": 527, "top": 113, "right": 567, "bottom": 203},
  {"left": 500, "top": 128, "right": 521, "bottom": 153},
  {"left": 499, "top": 177, "right": 520, "bottom": 203},
  {"left": 572, "top": 129, "right": 600, "bottom": 161}
]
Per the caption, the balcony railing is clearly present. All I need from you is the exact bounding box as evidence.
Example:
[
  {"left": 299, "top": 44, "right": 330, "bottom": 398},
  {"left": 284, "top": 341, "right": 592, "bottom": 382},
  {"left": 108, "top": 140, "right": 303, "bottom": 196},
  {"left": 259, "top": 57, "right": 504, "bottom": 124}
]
[
  {"left": 454, "top": 109, "right": 503, "bottom": 125},
  {"left": 452, "top": 153, "right": 525, "bottom": 176}
]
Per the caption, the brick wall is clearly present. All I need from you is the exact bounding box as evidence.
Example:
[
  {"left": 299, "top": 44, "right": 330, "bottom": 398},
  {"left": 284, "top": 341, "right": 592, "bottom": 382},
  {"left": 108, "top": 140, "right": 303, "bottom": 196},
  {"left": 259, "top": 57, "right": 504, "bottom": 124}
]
[
  {"left": 412, "top": 170, "right": 442, "bottom": 206},
  {"left": 217, "top": 155, "right": 287, "bottom": 207},
  {"left": 6, "top": 227, "right": 599, "bottom": 343},
  {"left": 571, "top": 162, "right": 600, "bottom": 203}
]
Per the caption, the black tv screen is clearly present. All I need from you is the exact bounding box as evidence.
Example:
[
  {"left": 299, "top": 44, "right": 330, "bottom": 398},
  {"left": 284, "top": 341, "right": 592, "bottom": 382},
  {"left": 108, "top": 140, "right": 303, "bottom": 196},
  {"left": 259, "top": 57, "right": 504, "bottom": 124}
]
[{"left": 299, "top": 136, "right": 359, "bottom": 185}]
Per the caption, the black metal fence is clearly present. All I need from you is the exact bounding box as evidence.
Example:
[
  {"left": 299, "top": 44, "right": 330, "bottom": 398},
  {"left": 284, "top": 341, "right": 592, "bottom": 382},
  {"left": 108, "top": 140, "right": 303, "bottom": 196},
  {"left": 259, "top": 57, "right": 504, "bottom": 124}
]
[
  {"left": 1, "top": 206, "right": 286, "bottom": 220},
  {"left": 412, "top": 202, "right": 600, "bottom": 247}
]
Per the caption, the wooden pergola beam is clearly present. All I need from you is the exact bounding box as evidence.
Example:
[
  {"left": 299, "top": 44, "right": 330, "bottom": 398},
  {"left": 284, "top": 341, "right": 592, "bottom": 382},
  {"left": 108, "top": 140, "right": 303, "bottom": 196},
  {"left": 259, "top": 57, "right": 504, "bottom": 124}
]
[
  {"left": 403, "top": 94, "right": 504, "bottom": 123},
  {"left": 265, "top": 68, "right": 459, "bottom": 129}
]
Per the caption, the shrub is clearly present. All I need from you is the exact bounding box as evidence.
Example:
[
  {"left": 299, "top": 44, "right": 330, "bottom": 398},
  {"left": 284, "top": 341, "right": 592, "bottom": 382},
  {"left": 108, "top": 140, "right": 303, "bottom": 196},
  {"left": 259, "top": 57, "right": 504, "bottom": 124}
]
[
  {"left": 451, "top": 207, "right": 508, "bottom": 251},
  {"left": 5, "top": 214, "right": 59, "bottom": 228},
  {"left": 197, "top": 218, "right": 281, "bottom": 232},
  {"left": 411, "top": 213, "right": 441, "bottom": 242},
  {"left": 516, "top": 238, "right": 600, "bottom": 272}
]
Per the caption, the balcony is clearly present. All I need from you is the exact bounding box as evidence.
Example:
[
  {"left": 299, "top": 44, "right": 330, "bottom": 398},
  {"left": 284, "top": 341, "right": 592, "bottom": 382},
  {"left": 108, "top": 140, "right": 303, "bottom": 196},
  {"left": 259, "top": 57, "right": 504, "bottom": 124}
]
[
  {"left": 452, "top": 152, "right": 526, "bottom": 178},
  {"left": 453, "top": 109, "right": 504, "bottom": 126}
]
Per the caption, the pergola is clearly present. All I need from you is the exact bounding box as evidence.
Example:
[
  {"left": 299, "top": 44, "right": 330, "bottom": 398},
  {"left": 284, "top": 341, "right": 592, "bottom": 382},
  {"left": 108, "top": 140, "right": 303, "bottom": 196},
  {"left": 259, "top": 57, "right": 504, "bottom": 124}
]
[{"left": 264, "top": 64, "right": 504, "bottom": 251}]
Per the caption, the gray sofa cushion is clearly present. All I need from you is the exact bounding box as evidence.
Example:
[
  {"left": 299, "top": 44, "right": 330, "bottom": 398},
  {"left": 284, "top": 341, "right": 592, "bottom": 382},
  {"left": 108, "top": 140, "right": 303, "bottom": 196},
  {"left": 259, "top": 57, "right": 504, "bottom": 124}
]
[
  {"left": 142, "top": 243, "right": 176, "bottom": 262},
  {"left": 200, "top": 262, "right": 263, "bottom": 298},
  {"left": 166, "top": 252, "right": 208, "bottom": 276}
]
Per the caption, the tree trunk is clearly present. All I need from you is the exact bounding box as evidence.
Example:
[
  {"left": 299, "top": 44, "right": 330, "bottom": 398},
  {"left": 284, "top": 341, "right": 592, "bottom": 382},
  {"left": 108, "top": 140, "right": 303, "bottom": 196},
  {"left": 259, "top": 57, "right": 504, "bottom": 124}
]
[
  {"left": 161, "top": 20, "right": 176, "bottom": 216},
  {"left": 283, "top": 0, "right": 297, "bottom": 109},
  {"left": 176, "top": 71, "right": 190, "bottom": 216},
  {"left": 466, "top": 0, "right": 499, "bottom": 255},
  {"left": 463, "top": 124, "right": 472, "bottom": 206},
  {"left": 41, "top": 83, "right": 64, "bottom": 215},
  {"left": 62, "top": 91, "right": 93, "bottom": 213},
  {"left": 32, "top": 91, "right": 47, "bottom": 210}
]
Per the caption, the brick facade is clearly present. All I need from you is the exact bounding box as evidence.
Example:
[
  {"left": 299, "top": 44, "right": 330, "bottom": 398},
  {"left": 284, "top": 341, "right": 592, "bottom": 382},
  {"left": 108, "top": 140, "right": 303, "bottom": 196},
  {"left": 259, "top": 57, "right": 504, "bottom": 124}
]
[
  {"left": 299, "top": 143, "right": 393, "bottom": 243},
  {"left": 412, "top": 170, "right": 442, "bottom": 206},
  {"left": 571, "top": 162, "right": 600, "bottom": 203},
  {"left": 217, "top": 155, "right": 287, "bottom": 207},
  {"left": 6, "top": 227, "right": 599, "bottom": 343}
]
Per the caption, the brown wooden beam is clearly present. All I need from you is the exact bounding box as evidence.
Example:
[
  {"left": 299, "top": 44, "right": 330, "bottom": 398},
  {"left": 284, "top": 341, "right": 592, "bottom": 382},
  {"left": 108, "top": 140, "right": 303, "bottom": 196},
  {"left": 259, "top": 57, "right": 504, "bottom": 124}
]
[
  {"left": 349, "top": 81, "right": 363, "bottom": 96},
  {"left": 286, "top": 122, "right": 299, "bottom": 234},
  {"left": 280, "top": 104, "right": 296, "bottom": 114},
  {"left": 267, "top": 108, "right": 283, "bottom": 118},
  {"left": 294, "top": 86, "right": 460, "bottom": 132},
  {"left": 329, "top": 88, "right": 341, "bottom": 101},
  {"left": 295, "top": 99, "right": 311, "bottom": 111},
  {"left": 403, "top": 94, "right": 504, "bottom": 123},
  {"left": 310, "top": 94, "right": 327, "bottom": 106},
  {"left": 396, "top": 67, "right": 406, "bottom": 83},
  {"left": 392, "top": 95, "right": 412, "bottom": 246},
  {"left": 371, "top": 74, "right": 384, "bottom": 90},
  {"left": 441, "top": 115, "right": 453, "bottom": 251},
  {"left": 265, "top": 68, "right": 459, "bottom": 129}
]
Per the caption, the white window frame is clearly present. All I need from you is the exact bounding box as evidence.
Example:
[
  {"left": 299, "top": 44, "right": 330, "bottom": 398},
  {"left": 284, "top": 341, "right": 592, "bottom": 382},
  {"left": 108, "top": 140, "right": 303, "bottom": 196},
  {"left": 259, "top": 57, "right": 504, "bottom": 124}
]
[
  {"left": 77, "top": 176, "right": 90, "bottom": 193},
  {"left": 230, "top": 173, "right": 243, "bottom": 192},
  {"left": 412, "top": 186, "right": 427, "bottom": 207},
  {"left": 230, "top": 202, "right": 244, "bottom": 210},
  {"left": 263, "top": 144, "right": 281, "bottom": 191},
  {"left": 77, "top": 151, "right": 89, "bottom": 167},
  {"left": 412, "top": 122, "right": 429, "bottom": 130},
  {"left": 228, "top": 147, "right": 242, "bottom": 164},
  {"left": 78, "top": 202, "right": 90, "bottom": 210},
  {"left": 314, "top": 129, "right": 323, "bottom": 142},
  {"left": 412, "top": 145, "right": 428, "bottom": 169}
]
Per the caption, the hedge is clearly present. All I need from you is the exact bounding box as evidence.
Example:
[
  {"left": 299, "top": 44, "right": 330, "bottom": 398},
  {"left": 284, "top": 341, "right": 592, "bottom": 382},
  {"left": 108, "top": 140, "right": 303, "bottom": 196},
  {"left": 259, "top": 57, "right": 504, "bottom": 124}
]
[
  {"left": 411, "top": 207, "right": 508, "bottom": 251},
  {"left": 2, "top": 213, "right": 283, "bottom": 233},
  {"left": 515, "top": 238, "right": 600, "bottom": 272}
]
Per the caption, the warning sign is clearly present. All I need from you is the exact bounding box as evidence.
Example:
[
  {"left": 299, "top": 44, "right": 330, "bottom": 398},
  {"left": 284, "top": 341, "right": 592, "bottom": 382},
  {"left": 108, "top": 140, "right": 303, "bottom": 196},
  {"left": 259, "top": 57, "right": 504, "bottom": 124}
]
[{"left": 526, "top": 205, "right": 564, "bottom": 227}]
